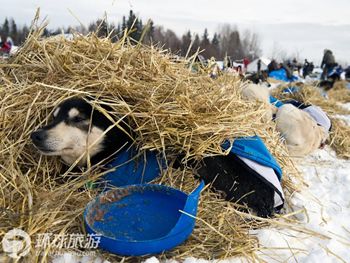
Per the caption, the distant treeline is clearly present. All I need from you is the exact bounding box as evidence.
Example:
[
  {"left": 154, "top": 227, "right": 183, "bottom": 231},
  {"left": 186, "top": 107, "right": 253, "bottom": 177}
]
[
  {"left": 0, "top": 17, "right": 30, "bottom": 45},
  {"left": 0, "top": 10, "right": 262, "bottom": 60}
]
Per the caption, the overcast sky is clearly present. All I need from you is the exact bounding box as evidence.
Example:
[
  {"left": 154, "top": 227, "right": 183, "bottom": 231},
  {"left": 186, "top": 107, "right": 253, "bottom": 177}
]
[{"left": 1, "top": 0, "right": 349, "bottom": 64}]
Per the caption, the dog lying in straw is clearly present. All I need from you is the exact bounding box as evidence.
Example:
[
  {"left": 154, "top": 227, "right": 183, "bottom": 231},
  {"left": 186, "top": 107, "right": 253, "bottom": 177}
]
[
  {"left": 275, "top": 103, "right": 331, "bottom": 156},
  {"left": 31, "top": 97, "right": 283, "bottom": 217},
  {"left": 241, "top": 83, "right": 276, "bottom": 120}
]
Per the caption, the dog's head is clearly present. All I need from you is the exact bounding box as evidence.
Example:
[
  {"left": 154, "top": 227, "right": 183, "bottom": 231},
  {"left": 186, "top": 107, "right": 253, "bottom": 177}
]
[
  {"left": 31, "top": 98, "right": 132, "bottom": 167},
  {"left": 299, "top": 114, "right": 329, "bottom": 152}
]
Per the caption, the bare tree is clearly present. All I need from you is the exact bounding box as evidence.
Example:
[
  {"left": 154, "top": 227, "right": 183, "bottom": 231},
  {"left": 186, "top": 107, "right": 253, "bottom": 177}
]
[
  {"left": 217, "top": 24, "right": 245, "bottom": 60},
  {"left": 181, "top": 30, "right": 192, "bottom": 57},
  {"left": 164, "top": 29, "right": 182, "bottom": 53},
  {"left": 242, "top": 29, "right": 262, "bottom": 60},
  {"left": 270, "top": 41, "right": 288, "bottom": 61}
]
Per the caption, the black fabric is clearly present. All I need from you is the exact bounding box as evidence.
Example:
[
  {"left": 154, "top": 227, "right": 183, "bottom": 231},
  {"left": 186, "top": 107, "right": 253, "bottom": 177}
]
[{"left": 197, "top": 154, "right": 276, "bottom": 218}]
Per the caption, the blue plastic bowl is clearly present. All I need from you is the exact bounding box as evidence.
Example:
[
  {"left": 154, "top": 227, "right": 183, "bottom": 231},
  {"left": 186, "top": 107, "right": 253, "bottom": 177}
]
[{"left": 84, "top": 181, "right": 204, "bottom": 256}]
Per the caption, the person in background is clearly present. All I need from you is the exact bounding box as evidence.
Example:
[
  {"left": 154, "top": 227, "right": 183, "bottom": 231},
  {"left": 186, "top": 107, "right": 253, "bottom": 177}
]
[
  {"left": 224, "top": 57, "right": 235, "bottom": 74},
  {"left": 321, "top": 49, "right": 337, "bottom": 80},
  {"left": 257, "top": 59, "right": 262, "bottom": 74},
  {"left": 0, "top": 34, "right": 12, "bottom": 55},
  {"left": 345, "top": 66, "right": 350, "bottom": 81},
  {"left": 309, "top": 62, "right": 314, "bottom": 74},
  {"left": 267, "top": 59, "right": 293, "bottom": 80},
  {"left": 243, "top": 57, "right": 250, "bottom": 72},
  {"left": 291, "top": 58, "right": 297, "bottom": 71},
  {"left": 267, "top": 59, "right": 278, "bottom": 73},
  {"left": 208, "top": 57, "right": 220, "bottom": 79},
  {"left": 236, "top": 65, "right": 242, "bottom": 74},
  {"left": 303, "top": 59, "right": 310, "bottom": 78},
  {"left": 281, "top": 62, "right": 293, "bottom": 79}
]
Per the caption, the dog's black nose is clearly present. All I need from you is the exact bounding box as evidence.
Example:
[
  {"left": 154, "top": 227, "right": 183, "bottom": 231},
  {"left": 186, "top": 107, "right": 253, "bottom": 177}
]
[{"left": 30, "top": 130, "right": 47, "bottom": 144}]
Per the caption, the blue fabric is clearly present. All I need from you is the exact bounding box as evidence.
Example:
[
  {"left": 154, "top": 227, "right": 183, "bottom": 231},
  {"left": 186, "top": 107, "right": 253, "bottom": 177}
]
[
  {"left": 269, "top": 96, "right": 284, "bottom": 108},
  {"left": 103, "top": 147, "right": 164, "bottom": 187},
  {"left": 269, "top": 68, "right": 298, "bottom": 82},
  {"left": 327, "top": 65, "right": 343, "bottom": 78},
  {"left": 282, "top": 86, "right": 299, "bottom": 94},
  {"left": 270, "top": 96, "right": 309, "bottom": 109},
  {"left": 222, "top": 136, "right": 283, "bottom": 180}
]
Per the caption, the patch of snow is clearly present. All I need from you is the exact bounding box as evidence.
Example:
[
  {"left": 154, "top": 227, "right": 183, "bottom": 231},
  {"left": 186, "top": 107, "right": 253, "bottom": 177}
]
[
  {"left": 144, "top": 257, "right": 161, "bottom": 263},
  {"left": 252, "top": 146, "right": 350, "bottom": 262},
  {"left": 52, "top": 253, "right": 110, "bottom": 263}
]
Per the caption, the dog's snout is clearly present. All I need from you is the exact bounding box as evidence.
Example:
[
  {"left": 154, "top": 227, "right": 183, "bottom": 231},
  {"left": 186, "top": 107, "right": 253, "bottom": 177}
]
[{"left": 31, "top": 130, "right": 47, "bottom": 144}]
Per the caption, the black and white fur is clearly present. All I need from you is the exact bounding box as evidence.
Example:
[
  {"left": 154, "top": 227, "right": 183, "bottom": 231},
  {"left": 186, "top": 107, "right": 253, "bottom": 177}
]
[
  {"left": 31, "top": 97, "right": 276, "bottom": 217},
  {"left": 31, "top": 98, "right": 133, "bottom": 167}
]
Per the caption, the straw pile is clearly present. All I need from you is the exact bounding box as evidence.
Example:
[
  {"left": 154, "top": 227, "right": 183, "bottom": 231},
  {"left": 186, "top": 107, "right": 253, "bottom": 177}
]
[
  {"left": 0, "top": 23, "right": 302, "bottom": 262},
  {"left": 271, "top": 83, "right": 350, "bottom": 115},
  {"left": 328, "top": 118, "right": 350, "bottom": 159},
  {"left": 328, "top": 81, "right": 350, "bottom": 103}
]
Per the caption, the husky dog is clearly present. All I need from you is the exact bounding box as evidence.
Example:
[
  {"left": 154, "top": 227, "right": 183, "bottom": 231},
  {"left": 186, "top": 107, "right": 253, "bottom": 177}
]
[
  {"left": 241, "top": 83, "right": 276, "bottom": 120},
  {"left": 31, "top": 97, "right": 278, "bottom": 217},
  {"left": 31, "top": 98, "right": 133, "bottom": 167},
  {"left": 275, "top": 103, "right": 330, "bottom": 156}
]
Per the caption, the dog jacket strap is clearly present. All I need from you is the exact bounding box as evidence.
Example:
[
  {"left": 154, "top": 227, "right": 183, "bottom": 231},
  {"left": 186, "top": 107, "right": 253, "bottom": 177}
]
[
  {"left": 269, "top": 97, "right": 310, "bottom": 109},
  {"left": 282, "top": 86, "right": 300, "bottom": 94},
  {"left": 282, "top": 99, "right": 310, "bottom": 109},
  {"left": 269, "top": 96, "right": 284, "bottom": 108}
]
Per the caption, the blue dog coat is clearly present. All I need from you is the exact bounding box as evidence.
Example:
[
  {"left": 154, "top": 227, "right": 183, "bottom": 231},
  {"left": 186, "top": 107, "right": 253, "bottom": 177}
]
[
  {"left": 222, "top": 136, "right": 284, "bottom": 209},
  {"left": 103, "top": 147, "right": 164, "bottom": 187},
  {"left": 101, "top": 137, "right": 284, "bottom": 209}
]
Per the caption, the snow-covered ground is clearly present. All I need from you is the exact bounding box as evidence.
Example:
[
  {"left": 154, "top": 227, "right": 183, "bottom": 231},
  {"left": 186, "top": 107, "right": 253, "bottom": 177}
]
[
  {"left": 251, "top": 146, "right": 350, "bottom": 263},
  {"left": 250, "top": 106, "right": 349, "bottom": 263},
  {"left": 53, "top": 107, "right": 350, "bottom": 263}
]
